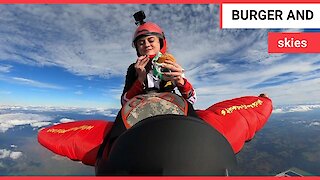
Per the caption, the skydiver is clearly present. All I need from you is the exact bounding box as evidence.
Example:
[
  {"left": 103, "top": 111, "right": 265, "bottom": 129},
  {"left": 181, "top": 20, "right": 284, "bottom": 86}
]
[
  {"left": 104, "top": 11, "right": 199, "bottom": 148},
  {"left": 121, "top": 10, "right": 197, "bottom": 106}
]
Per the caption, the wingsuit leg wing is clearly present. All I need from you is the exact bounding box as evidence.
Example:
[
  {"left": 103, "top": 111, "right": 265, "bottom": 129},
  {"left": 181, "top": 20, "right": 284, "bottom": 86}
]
[{"left": 196, "top": 96, "right": 273, "bottom": 154}]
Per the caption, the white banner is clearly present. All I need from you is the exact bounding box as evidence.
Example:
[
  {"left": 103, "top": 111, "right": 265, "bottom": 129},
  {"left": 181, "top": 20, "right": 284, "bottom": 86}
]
[{"left": 222, "top": 4, "right": 320, "bottom": 29}]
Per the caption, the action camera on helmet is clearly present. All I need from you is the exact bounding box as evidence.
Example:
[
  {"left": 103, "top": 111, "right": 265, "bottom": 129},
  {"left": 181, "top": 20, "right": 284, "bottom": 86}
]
[{"left": 133, "top": 11, "right": 146, "bottom": 26}]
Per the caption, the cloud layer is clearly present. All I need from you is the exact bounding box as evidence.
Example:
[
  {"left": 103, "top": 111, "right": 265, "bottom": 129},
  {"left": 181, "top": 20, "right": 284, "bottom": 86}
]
[
  {"left": 273, "top": 104, "right": 320, "bottom": 113},
  {"left": 0, "top": 113, "right": 52, "bottom": 133},
  {"left": 0, "top": 149, "right": 23, "bottom": 160},
  {"left": 0, "top": 104, "right": 118, "bottom": 133}
]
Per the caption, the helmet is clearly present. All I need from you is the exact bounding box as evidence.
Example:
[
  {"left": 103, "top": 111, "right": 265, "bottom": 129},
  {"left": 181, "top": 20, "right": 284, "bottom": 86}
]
[{"left": 132, "top": 21, "right": 167, "bottom": 56}]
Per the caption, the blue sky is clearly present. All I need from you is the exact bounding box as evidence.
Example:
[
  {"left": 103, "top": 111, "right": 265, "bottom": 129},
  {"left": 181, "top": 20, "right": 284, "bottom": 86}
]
[{"left": 0, "top": 4, "right": 320, "bottom": 110}]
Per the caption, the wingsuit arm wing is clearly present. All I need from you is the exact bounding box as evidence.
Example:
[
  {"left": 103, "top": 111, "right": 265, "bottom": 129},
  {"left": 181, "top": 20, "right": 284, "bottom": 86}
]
[
  {"left": 196, "top": 96, "right": 273, "bottom": 154},
  {"left": 38, "top": 120, "right": 113, "bottom": 166}
]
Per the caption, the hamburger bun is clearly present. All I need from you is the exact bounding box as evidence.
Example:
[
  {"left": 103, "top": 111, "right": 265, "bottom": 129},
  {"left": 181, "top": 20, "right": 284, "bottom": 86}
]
[{"left": 157, "top": 53, "right": 176, "bottom": 63}]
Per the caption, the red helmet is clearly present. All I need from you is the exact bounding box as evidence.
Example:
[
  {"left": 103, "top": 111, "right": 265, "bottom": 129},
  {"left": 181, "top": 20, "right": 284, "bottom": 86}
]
[{"left": 132, "top": 22, "right": 167, "bottom": 56}]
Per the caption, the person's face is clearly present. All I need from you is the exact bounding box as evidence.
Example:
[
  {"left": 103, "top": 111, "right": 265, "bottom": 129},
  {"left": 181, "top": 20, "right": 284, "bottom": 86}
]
[{"left": 136, "top": 35, "right": 161, "bottom": 56}]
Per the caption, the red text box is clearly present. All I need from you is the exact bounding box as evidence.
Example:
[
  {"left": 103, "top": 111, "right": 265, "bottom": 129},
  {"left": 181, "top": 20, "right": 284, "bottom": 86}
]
[{"left": 268, "top": 32, "right": 320, "bottom": 53}]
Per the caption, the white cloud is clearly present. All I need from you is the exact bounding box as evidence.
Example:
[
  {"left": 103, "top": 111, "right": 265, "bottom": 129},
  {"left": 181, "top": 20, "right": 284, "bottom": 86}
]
[
  {"left": 0, "top": 75, "right": 64, "bottom": 90},
  {"left": 0, "top": 149, "right": 10, "bottom": 159},
  {"left": 9, "top": 151, "right": 23, "bottom": 160},
  {"left": 1, "top": 5, "right": 259, "bottom": 79},
  {"left": 292, "top": 120, "right": 307, "bottom": 124},
  {"left": 194, "top": 54, "right": 320, "bottom": 108},
  {"left": 101, "top": 110, "right": 117, "bottom": 118},
  {"left": 0, "top": 149, "right": 22, "bottom": 160},
  {"left": 289, "top": 106, "right": 313, "bottom": 112},
  {"left": 309, "top": 122, "right": 320, "bottom": 126},
  {"left": 0, "top": 113, "right": 52, "bottom": 133},
  {"left": 0, "top": 5, "right": 137, "bottom": 77},
  {"left": 51, "top": 154, "right": 68, "bottom": 161},
  {"left": 11, "top": 77, "right": 64, "bottom": 90},
  {"left": 74, "top": 90, "right": 83, "bottom": 95},
  {"left": 0, "top": 64, "right": 12, "bottom": 73},
  {"left": 78, "top": 108, "right": 117, "bottom": 118},
  {"left": 273, "top": 108, "right": 284, "bottom": 114},
  {"left": 32, "top": 121, "right": 53, "bottom": 127},
  {"left": 273, "top": 104, "right": 320, "bottom": 114},
  {"left": 59, "top": 118, "right": 75, "bottom": 123},
  {"left": 0, "top": 104, "right": 118, "bottom": 119}
]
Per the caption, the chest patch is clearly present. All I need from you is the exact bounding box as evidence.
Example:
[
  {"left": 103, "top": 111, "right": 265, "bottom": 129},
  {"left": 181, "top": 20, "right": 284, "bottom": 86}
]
[{"left": 121, "top": 92, "right": 188, "bottom": 129}]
